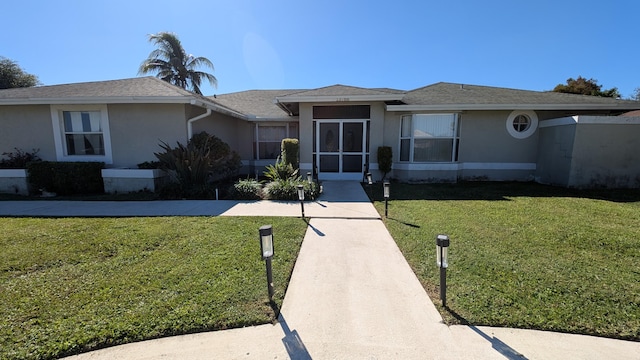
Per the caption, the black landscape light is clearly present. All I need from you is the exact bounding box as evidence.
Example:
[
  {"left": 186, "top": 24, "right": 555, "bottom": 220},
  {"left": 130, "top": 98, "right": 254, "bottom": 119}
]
[
  {"left": 383, "top": 180, "right": 390, "bottom": 217},
  {"left": 366, "top": 172, "right": 373, "bottom": 200},
  {"left": 306, "top": 172, "right": 314, "bottom": 200},
  {"left": 436, "top": 234, "right": 450, "bottom": 307},
  {"left": 259, "top": 225, "right": 274, "bottom": 300},
  {"left": 297, "top": 184, "right": 305, "bottom": 218}
]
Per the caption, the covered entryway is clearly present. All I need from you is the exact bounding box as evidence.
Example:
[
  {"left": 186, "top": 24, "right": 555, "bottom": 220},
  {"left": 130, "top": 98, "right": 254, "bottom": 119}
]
[
  {"left": 312, "top": 105, "right": 371, "bottom": 181},
  {"left": 314, "top": 120, "right": 369, "bottom": 180}
]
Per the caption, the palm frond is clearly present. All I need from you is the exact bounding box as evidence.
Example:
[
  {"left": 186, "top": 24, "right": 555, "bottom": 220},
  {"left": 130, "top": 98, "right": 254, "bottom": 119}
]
[{"left": 140, "top": 32, "right": 216, "bottom": 92}]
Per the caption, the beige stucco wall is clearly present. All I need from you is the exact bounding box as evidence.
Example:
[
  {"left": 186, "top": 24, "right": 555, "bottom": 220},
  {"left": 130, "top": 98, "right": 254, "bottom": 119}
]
[
  {"left": 383, "top": 110, "right": 538, "bottom": 182},
  {"left": 536, "top": 116, "right": 640, "bottom": 188},
  {"left": 0, "top": 103, "right": 192, "bottom": 169},
  {"left": 107, "top": 103, "right": 189, "bottom": 168},
  {"left": 192, "top": 112, "right": 253, "bottom": 159},
  {"left": 367, "top": 102, "right": 386, "bottom": 165},
  {"left": 569, "top": 118, "right": 640, "bottom": 188},
  {"left": 536, "top": 122, "right": 576, "bottom": 186},
  {"left": 0, "top": 105, "right": 57, "bottom": 161},
  {"left": 458, "top": 111, "right": 538, "bottom": 163},
  {"left": 299, "top": 104, "right": 313, "bottom": 167}
]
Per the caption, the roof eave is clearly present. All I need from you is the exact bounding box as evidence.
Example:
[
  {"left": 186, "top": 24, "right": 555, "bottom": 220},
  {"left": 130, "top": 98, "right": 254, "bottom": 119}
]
[
  {"left": 0, "top": 96, "right": 194, "bottom": 105},
  {"left": 248, "top": 116, "right": 300, "bottom": 122},
  {"left": 386, "top": 103, "right": 640, "bottom": 111}
]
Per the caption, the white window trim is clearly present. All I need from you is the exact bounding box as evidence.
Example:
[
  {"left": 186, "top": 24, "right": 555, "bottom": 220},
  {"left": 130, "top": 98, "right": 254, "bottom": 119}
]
[
  {"left": 50, "top": 105, "right": 113, "bottom": 164},
  {"left": 254, "top": 122, "right": 298, "bottom": 160},
  {"left": 506, "top": 110, "right": 538, "bottom": 139},
  {"left": 399, "top": 113, "right": 459, "bottom": 163}
]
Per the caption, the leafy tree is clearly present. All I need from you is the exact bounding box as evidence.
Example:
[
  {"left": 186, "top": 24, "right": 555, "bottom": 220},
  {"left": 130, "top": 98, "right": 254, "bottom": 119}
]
[
  {"left": 138, "top": 32, "right": 217, "bottom": 95},
  {"left": 0, "top": 57, "right": 40, "bottom": 89},
  {"left": 552, "top": 76, "right": 620, "bottom": 98},
  {"left": 631, "top": 87, "right": 640, "bottom": 101}
]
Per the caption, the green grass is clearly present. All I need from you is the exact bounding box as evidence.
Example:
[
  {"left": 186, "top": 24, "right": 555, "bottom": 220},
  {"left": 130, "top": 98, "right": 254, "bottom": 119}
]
[
  {"left": 0, "top": 216, "right": 307, "bottom": 359},
  {"left": 372, "top": 182, "right": 640, "bottom": 341}
]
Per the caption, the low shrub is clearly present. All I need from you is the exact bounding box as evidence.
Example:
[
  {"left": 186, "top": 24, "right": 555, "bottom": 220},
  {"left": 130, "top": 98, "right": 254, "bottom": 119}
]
[
  {"left": 27, "top": 161, "right": 104, "bottom": 195},
  {"left": 377, "top": 146, "right": 392, "bottom": 180},
  {"left": 229, "top": 178, "right": 262, "bottom": 200},
  {"left": 0, "top": 148, "right": 40, "bottom": 169},
  {"left": 137, "top": 161, "right": 161, "bottom": 169},
  {"left": 263, "top": 179, "right": 320, "bottom": 200},
  {"left": 263, "top": 179, "right": 299, "bottom": 200}
]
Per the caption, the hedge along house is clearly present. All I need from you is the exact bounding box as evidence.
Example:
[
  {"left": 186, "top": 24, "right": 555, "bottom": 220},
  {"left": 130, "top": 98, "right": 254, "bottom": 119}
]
[{"left": 1, "top": 77, "right": 640, "bottom": 194}]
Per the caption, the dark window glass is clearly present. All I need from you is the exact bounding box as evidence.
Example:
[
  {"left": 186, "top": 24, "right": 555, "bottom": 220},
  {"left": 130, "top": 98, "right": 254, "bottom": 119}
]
[
  {"left": 342, "top": 122, "right": 363, "bottom": 152},
  {"left": 319, "top": 123, "right": 339, "bottom": 152},
  {"left": 313, "top": 105, "right": 370, "bottom": 119},
  {"left": 343, "top": 155, "right": 362, "bottom": 172},
  {"left": 400, "top": 139, "right": 411, "bottom": 161},
  {"left": 319, "top": 155, "right": 339, "bottom": 172}
]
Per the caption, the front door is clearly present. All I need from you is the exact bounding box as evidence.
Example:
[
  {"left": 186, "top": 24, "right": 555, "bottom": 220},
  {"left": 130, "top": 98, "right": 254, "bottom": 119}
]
[{"left": 315, "top": 121, "right": 367, "bottom": 180}]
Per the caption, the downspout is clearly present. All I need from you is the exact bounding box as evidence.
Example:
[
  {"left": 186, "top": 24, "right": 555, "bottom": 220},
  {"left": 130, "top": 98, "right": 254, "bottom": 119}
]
[
  {"left": 187, "top": 105, "right": 212, "bottom": 140},
  {"left": 274, "top": 99, "right": 293, "bottom": 116}
]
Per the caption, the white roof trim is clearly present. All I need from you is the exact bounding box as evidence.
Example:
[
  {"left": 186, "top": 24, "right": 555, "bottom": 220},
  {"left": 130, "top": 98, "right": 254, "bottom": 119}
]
[
  {"left": 386, "top": 104, "right": 640, "bottom": 111},
  {"left": 275, "top": 94, "right": 405, "bottom": 103},
  {"left": 248, "top": 116, "right": 299, "bottom": 122},
  {"left": 540, "top": 115, "right": 640, "bottom": 128}
]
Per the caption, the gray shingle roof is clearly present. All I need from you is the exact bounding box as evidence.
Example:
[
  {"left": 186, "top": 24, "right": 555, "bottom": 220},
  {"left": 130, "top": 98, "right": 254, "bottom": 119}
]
[
  {"left": 404, "top": 82, "right": 639, "bottom": 107},
  {"left": 211, "top": 89, "right": 305, "bottom": 119},
  {"left": 3, "top": 78, "right": 637, "bottom": 117},
  {"left": 277, "top": 84, "right": 404, "bottom": 98},
  {"left": 0, "top": 77, "right": 195, "bottom": 102}
]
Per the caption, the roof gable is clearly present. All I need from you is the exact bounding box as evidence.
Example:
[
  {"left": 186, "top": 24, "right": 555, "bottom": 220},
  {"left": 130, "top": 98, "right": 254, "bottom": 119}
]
[{"left": 278, "top": 84, "right": 404, "bottom": 98}]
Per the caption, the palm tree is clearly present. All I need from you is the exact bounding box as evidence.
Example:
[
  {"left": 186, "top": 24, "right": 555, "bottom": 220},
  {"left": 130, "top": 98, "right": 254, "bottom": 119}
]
[{"left": 138, "top": 32, "right": 217, "bottom": 95}]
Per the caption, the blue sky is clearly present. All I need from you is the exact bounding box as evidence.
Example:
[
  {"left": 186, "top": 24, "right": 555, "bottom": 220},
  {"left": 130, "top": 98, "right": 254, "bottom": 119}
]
[{"left": 3, "top": 0, "right": 639, "bottom": 97}]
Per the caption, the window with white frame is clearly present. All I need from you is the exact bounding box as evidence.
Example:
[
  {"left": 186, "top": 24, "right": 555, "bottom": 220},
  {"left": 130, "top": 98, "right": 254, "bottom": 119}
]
[
  {"left": 62, "top": 111, "right": 105, "bottom": 155},
  {"left": 506, "top": 110, "right": 538, "bottom": 139},
  {"left": 399, "top": 114, "right": 459, "bottom": 162},
  {"left": 254, "top": 123, "right": 298, "bottom": 160},
  {"left": 50, "top": 105, "right": 113, "bottom": 163}
]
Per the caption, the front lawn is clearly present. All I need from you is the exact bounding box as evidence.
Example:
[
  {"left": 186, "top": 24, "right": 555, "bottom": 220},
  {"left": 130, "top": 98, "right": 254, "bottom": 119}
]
[
  {"left": 0, "top": 216, "right": 307, "bottom": 359},
  {"left": 373, "top": 182, "right": 640, "bottom": 340}
]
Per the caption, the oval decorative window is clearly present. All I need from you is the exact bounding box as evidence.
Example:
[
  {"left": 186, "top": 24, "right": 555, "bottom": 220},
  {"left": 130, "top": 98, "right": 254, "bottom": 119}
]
[{"left": 506, "top": 110, "right": 538, "bottom": 139}]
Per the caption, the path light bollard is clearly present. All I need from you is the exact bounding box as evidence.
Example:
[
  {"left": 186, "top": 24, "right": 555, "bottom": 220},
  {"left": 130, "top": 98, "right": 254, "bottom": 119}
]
[
  {"left": 436, "top": 234, "right": 450, "bottom": 307},
  {"left": 259, "top": 225, "right": 275, "bottom": 300},
  {"left": 297, "top": 184, "right": 305, "bottom": 218},
  {"left": 307, "top": 172, "right": 314, "bottom": 200},
  {"left": 366, "top": 172, "right": 373, "bottom": 201},
  {"left": 383, "top": 180, "right": 390, "bottom": 217}
]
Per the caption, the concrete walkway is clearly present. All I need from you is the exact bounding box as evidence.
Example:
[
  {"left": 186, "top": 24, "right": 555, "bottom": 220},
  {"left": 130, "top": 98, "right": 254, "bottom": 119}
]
[
  {"left": 2, "top": 182, "right": 638, "bottom": 359},
  {"left": 0, "top": 182, "right": 379, "bottom": 219}
]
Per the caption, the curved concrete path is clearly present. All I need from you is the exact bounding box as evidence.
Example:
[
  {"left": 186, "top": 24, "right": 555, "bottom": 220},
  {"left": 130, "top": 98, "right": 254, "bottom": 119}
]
[{"left": 2, "top": 182, "right": 638, "bottom": 359}]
